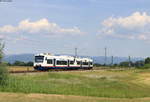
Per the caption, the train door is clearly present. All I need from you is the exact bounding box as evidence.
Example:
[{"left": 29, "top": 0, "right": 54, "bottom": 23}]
[
  {"left": 81, "top": 61, "right": 82, "bottom": 69},
  {"left": 68, "top": 60, "right": 70, "bottom": 67},
  {"left": 88, "top": 62, "right": 90, "bottom": 69},
  {"left": 53, "top": 59, "right": 56, "bottom": 67}
]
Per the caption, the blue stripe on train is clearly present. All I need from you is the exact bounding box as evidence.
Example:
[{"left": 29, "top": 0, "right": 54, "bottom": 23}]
[{"left": 34, "top": 66, "right": 92, "bottom": 71}]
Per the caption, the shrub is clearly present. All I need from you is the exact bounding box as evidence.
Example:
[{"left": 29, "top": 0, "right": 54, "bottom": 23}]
[
  {"left": 140, "top": 64, "right": 150, "bottom": 69},
  {"left": 0, "top": 64, "right": 8, "bottom": 85},
  {"left": 0, "top": 41, "right": 8, "bottom": 85},
  {"left": 145, "top": 57, "right": 150, "bottom": 64},
  {"left": 13, "top": 61, "right": 26, "bottom": 66},
  {"left": 10, "top": 61, "right": 33, "bottom": 66},
  {"left": 134, "top": 60, "right": 145, "bottom": 68},
  {"left": 26, "top": 61, "right": 33, "bottom": 66}
]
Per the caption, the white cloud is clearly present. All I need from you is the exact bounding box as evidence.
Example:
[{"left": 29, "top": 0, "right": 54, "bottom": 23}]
[
  {"left": 0, "top": 25, "right": 17, "bottom": 33},
  {"left": 99, "top": 12, "right": 150, "bottom": 41},
  {"left": 0, "top": 18, "right": 83, "bottom": 35}
]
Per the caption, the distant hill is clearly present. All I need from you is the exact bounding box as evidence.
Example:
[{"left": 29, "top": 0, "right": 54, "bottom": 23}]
[
  {"left": 4, "top": 54, "right": 34, "bottom": 63},
  {"left": 91, "top": 56, "right": 144, "bottom": 64},
  {"left": 3, "top": 53, "right": 144, "bottom": 64}
]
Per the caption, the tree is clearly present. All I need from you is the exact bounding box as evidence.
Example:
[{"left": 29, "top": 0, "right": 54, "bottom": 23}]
[
  {"left": 119, "top": 61, "right": 129, "bottom": 67},
  {"left": 0, "top": 41, "right": 8, "bottom": 85},
  {"left": 93, "top": 63, "right": 102, "bottom": 67},
  {"left": 145, "top": 57, "right": 150, "bottom": 64},
  {"left": 13, "top": 61, "right": 25, "bottom": 66},
  {"left": 134, "top": 60, "right": 144, "bottom": 68},
  {"left": 26, "top": 61, "right": 33, "bottom": 66},
  {"left": 119, "top": 61, "right": 134, "bottom": 67},
  {"left": 0, "top": 42, "right": 4, "bottom": 63}
]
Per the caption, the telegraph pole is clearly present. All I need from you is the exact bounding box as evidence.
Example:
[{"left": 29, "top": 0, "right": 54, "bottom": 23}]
[
  {"left": 111, "top": 56, "right": 114, "bottom": 66},
  {"left": 75, "top": 47, "right": 77, "bottom": 58},
  {"left": 129, "top": 56, "right": 131, "bottom": 68},
  {"left": 104, "top": 47, "right": 107, "bottom": 65}
]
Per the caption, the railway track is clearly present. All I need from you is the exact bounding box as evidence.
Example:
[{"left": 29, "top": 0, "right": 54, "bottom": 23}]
[
  {"left": 9, "top": 67, "right": 131, "bottom": 74},
  {"left": 10, "top": 70, "right": 38, "bottom": 74},
  {"left": 9, "top": 69, "right": 93, "bottom": 74}
]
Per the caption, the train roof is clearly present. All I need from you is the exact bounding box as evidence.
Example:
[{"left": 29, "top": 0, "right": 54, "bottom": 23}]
[{"left": 35, "top": 53, "right": 93, "bottom": 61}]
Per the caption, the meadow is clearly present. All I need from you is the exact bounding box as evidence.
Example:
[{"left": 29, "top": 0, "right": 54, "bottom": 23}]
[
  {"left": 1, "top": 66, "right": 150, "bottom": 102},
  {"left": 8, "top": 66, "right": 34, "bottom": 72}
]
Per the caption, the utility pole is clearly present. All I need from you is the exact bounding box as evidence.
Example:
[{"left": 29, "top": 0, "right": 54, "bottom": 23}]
[
  {"left": 104, "top": 47, "right": 107, "bottom": 65},
  {"left": 75, "top": 47, "right": 77, "bottom": 58},
  {"left": 111, "top": 56, "right": 114, "bottom": 66},
  {"left": 129, "top": 56, "right": 131, "bottom": 68}
]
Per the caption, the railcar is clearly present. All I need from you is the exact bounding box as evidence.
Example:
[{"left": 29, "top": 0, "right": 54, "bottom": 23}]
[{"left": 34, "top": 53, "right": 93, "bottom": 71}]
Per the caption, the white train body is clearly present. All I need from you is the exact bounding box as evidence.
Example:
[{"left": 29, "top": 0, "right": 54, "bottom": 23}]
[{"left": 34, "top": 53, "right": 93, "bottom": 70}]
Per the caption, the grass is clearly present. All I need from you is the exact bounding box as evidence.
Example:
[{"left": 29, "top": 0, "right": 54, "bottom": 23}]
[
  {"left": 1, "top": 68, "right": 150, "bottom": 98},
  {"left": 8, "top": 66, "right": 34, "bottom": 72},
  {"left": 7, "top": 66, "right": 132, "bottom": 72}
]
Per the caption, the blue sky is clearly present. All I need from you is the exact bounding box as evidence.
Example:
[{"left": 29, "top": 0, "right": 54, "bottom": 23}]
[{"left": 0, "top": 0, "right": 150, "bottom": 57}]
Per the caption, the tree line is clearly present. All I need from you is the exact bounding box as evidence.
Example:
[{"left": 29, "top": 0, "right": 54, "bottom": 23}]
[
  {"left": 94, "top": 57, "right": 150, "bottom": 69},
  {"left": 7, "top": 61, "right": 33, "bottom": 66}
]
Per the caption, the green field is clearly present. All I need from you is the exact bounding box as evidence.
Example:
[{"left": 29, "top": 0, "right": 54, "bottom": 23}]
[
  {"left": 1, "top": 67, "right": 150, "bottom": 101},
  {"left": 8, "top": 66, "right": 34, "bottom": 72}
]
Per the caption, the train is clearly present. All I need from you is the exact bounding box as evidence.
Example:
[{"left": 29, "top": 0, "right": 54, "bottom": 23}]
[{"left": 34, "top": 53, "right": 93, "bottom": 71}]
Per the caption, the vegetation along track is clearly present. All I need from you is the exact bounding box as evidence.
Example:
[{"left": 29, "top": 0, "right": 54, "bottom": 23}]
[
  {"left": 9, "top": 67, "right": 133, "bottom": 74},
  {"left": 9, "top": 69, "right": 93, "bottom": 74}
]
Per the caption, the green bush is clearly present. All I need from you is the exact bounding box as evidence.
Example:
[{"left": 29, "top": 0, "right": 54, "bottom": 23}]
[
  {"left": 9, "top": 61, "right": 33, "bottom": 66},
  {"left": 140, "top": 64, "right": 150, "bottom": 69},
  {"left": 145, "top": 57, "right": 150, "bottom": 64},
  {"left": 0, "top": 41, "right": 8, "bottom": 85},
  {"left": 0, "top": 64, "right": 8, "bottom": 85}
]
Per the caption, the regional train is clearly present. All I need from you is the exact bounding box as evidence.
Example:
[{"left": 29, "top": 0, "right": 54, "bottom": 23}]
[{"left": 34, "top": 53, "right": 93, "bottom": 71}]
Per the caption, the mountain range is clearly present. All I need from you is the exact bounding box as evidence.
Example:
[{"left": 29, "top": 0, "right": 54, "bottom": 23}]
[{"left": 3, "top": 53, "right": 144, "bottom": 64}]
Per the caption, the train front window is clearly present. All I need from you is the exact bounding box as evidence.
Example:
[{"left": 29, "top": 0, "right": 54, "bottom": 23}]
[{"left": 35, "top": 56, "right": 44, "bottom": 63}]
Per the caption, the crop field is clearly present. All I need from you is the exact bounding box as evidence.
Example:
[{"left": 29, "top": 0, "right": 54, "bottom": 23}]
[
  {"left": 2, "top": 66, "right": 150, "bottom": 102},
  {"left": 8, "top": 66, "right": 34, "bottom": 72}
]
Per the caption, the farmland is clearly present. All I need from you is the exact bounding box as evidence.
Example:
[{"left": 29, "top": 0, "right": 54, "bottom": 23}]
[
  {"left": 8, "top": 66, "right": 34, "bottom": 72},
  {"left": 2, "top": 66, "right": 150, "bottom": 102}
]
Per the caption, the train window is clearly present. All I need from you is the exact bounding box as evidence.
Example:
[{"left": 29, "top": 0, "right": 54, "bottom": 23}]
[
  {"left": 90, "top": 62, "right": 93, "bottom": 65},
  {"left": 70, "top": 61, "right": 74, "bottom": 65},
  {"left": 83, "top": 62, "right": 89, "bottom": 65},
  {"left": 77, "top": 61, "right": 81, "bottom": 65},
  {"left": 47, "top": 59, "right": 53, "bottom": 64},
  {"left": 57, "top": 60, "right": 67, "bottom": 65},
  {"left": 35, "top": 56, "right": 44, "bottom": 63}
]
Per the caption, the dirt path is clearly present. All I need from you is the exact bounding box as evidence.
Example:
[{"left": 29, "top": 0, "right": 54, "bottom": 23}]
[{"left": 0, "top": 92, "right": 150, "bottom": 102}]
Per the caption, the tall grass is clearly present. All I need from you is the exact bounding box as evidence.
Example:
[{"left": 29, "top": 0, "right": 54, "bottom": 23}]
[
  {"left": 0, "top": 64, "right": 8, "bottom": 85},
  {"left": 0, "top": 70, "right": 150, "bottom": 98},
  {"left": 0, "top": 41, "right": 8, "bottom": 86}
]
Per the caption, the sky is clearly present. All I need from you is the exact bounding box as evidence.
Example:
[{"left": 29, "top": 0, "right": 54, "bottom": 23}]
[{"left": 0, "top": 0, "right": 150, "bottom": 57}]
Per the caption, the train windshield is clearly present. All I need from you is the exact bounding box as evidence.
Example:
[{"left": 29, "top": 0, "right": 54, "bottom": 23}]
[{"left": 35, "top": 56, "right": 44, "bottom": 63}]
